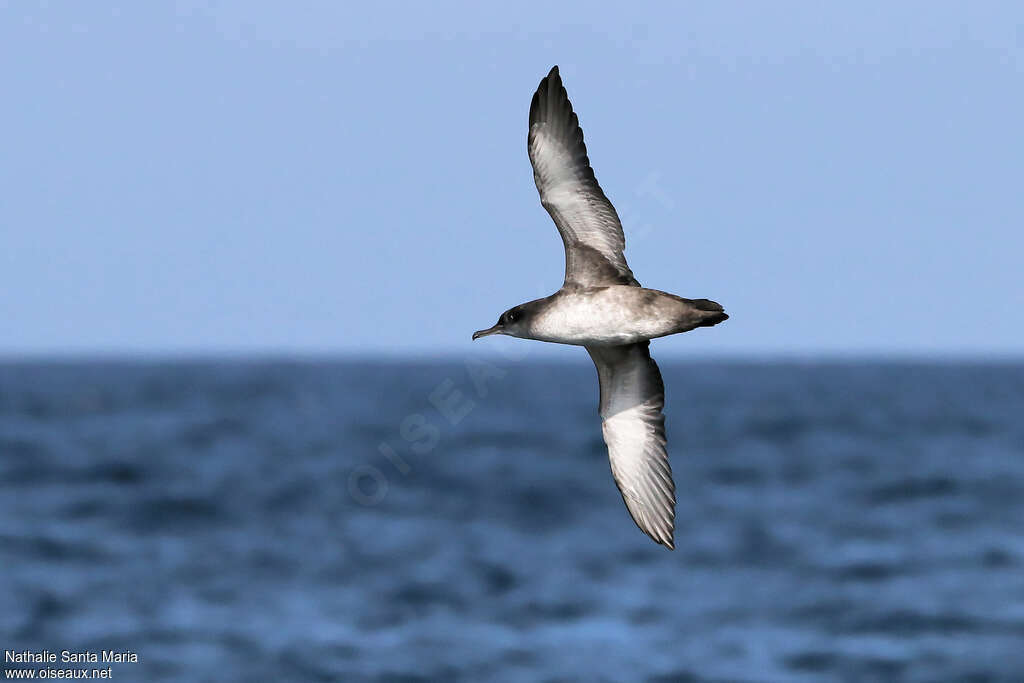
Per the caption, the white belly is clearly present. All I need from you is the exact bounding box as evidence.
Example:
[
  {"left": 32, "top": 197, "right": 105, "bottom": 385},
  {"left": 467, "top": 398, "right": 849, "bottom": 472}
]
[{"left": 528, "top": 287, "right": 681, "bottom": 346}]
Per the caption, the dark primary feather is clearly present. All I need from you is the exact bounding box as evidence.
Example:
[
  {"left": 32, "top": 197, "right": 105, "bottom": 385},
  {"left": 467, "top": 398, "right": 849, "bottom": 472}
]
[{"left": 528, "top": 66, "right": 639, "bottom": 289}]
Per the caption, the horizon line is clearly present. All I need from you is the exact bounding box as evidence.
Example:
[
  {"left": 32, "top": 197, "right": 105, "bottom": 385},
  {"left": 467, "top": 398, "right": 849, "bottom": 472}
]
[{"left": 1, "top": 348, "right": 1022, "bottom": 364}]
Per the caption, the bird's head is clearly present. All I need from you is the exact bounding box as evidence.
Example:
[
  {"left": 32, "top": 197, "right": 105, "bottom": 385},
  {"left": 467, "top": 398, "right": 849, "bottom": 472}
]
[{"left": 472, "top": 304, "right": 528, "bottom": 340}]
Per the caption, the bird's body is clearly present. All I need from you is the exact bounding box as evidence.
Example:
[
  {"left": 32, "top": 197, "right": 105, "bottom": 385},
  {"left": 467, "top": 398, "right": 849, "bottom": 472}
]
[
  {"left": 473, "top": 66, "right": 728, "bottom": 549},
  {"left": 515, "top": 287, "right": 726, "bottom": 347}
]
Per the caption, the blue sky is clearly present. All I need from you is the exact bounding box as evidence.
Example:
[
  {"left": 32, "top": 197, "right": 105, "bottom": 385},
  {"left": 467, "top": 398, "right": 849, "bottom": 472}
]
[{"left": 1, "top": 2, "right": 1021, "bottom": 357}]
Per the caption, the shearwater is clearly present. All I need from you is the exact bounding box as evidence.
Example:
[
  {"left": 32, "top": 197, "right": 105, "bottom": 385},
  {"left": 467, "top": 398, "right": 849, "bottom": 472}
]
[{"left": 472, "top": 66, "right": 728, "bottom": 549}]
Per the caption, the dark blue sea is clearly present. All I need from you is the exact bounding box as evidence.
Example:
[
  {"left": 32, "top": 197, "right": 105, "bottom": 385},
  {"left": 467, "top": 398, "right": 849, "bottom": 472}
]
[{"left": 2, "top": 359, "right": 1023, "bottom": 682}]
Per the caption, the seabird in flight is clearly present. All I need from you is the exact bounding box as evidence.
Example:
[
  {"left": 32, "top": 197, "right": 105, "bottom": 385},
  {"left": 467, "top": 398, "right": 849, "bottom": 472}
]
[{"left": 472, "top": 66, "right": 728, "bottom": 549}]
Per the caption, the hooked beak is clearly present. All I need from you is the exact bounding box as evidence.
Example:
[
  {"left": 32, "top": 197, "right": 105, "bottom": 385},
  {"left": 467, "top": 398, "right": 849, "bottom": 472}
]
[{"left": 472, "top": 325, "right": 502, "bottom": 340}]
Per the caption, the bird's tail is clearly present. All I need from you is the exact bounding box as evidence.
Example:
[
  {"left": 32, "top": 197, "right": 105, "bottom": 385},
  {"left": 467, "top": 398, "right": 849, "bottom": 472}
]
[{"left": 687, "top": 298, "right": 729, "bottom": 328}]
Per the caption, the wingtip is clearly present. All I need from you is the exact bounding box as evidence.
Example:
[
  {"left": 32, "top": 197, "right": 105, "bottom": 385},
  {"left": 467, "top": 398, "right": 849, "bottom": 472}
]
[
  {"left": 537, "top": 65, "right": 561, "bottom": 91},
  {"left": 537, "top": 65, "right": 560, "bottom": 90},
  {"left": 531, "top": 65, "right": 567, "bottom": 130},
  {"left": 651, "top": 530, "right": 675, "bottom": 550}
]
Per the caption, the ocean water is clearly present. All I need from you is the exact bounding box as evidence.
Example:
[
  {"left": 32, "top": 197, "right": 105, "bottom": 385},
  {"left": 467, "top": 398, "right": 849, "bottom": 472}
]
[{"left": 1, "top": 359, "right": 1023, "bottom": 682}]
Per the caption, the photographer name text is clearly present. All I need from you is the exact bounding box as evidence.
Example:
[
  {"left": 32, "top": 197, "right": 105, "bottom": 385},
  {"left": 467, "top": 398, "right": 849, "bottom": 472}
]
[{"left": 4, "top": 651, "right": 138, "bottom": 664}]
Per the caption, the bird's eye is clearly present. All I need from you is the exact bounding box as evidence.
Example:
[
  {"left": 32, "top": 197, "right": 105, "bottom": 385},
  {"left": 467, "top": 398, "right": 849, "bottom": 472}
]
[{"left": 506, "top": 311, "right": 517, "bottom": 323}]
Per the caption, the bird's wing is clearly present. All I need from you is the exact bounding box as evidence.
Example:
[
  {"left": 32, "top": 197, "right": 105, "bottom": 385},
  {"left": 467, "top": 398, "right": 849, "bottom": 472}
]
[
  {"left": 528, "top": 66, "right": 639, "bottom": 289},
  {"left": 586, "top": 342, "right": 676, "bottom": 549}
]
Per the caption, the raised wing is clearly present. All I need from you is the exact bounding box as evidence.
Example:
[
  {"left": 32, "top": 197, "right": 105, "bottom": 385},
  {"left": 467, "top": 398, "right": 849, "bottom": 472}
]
[
  {"left": 528, "top": 66, "right": 639, "bottom": 289},
  {"left": 587, "top": 342, "right": 676, "bottom": 549}
]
